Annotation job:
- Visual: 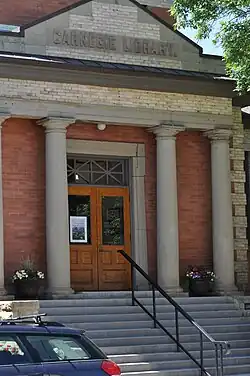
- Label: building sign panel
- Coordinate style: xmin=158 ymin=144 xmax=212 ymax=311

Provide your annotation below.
xmin=52 ymin=28 xmax=178 ymax=58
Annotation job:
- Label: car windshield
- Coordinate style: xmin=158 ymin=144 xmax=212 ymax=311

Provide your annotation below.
xmin=26 ymin=335 xmax=91 ymax=362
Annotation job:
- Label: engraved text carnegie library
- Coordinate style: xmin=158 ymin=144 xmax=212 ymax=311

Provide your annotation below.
xmin=52 ymin=29 xmax=177 ymax=58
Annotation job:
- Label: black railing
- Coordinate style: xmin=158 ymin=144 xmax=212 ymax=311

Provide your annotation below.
xmin=118 ymin=250 xmax=231 ymax=376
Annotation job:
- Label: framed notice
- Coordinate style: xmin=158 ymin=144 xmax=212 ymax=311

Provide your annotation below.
xmin=70 ymin=216 xmax=88 ymax=243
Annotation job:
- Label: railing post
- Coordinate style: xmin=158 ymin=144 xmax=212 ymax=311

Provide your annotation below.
xmin=215 ymin=343 xmax=219 ymax=376
xmin=152 ymin=285 xmax=156 ymax=328
xmin=175 ymin=308 xmax=180 ymax=352
xmin=131 ymin=263 xmax=135 ymax=306
xmin=220 ymin=344 xmax=224 ymax=376
xmin=200 ymin=332 xmax=203 ymax=376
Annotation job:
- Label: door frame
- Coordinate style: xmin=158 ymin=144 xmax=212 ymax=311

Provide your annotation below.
xmin=68 ymin=185 xmax=131 ymax=291
xmin=67 ymin=140 xmax=149 ymax=289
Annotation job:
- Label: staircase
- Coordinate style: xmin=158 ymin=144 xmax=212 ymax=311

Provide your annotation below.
xmin=39 ymin=291 xmax=250 ymax=376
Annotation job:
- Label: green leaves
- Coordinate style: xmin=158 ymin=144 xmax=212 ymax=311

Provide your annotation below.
xmin=171 ymin=0 xmax=250 ymax=93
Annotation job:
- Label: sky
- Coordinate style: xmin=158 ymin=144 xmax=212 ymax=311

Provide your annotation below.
xmin=180 ymin=25 xmax=223 ymax=56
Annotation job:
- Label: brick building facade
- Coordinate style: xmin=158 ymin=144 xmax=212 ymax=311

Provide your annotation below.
xmin=0 ymin=0 xmax=247 ymax=296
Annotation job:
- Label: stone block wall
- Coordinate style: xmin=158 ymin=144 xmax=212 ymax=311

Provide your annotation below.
xmin=0 ymin=78 xmax=232 ymax=115
xmin=44 ymin=1 xmax=182 ymax=69
xmin=231 ymin=107 xmax=248 ymax=290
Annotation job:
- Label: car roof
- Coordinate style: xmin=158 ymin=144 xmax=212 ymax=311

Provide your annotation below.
xmin=0 ymin=324 xmax=82 ymax=336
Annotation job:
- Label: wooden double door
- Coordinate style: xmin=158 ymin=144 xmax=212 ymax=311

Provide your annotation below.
xmin=68 ymin=186 xmax=131 ymax=291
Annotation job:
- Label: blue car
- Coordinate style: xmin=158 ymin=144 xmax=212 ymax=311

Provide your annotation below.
xmin=0 ymin=314 xmax=120 ymax=376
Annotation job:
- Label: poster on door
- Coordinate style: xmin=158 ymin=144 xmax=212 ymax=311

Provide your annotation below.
xmin=70 ymin=216 xmax=88 ymax=243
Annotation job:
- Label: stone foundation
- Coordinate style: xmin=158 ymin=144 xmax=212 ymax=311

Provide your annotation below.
xmin=0 ymin=300 xmax=39 ymax=320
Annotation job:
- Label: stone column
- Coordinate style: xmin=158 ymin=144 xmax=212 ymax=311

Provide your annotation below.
xmin=131 ymin=153 xmax=148 ymax=290
xmin=151 ymin=125 xmax=184 ymax=294
xmin=206 ymin=129 xmax=236 ymax=293
xmin=0 ymin=114 xmax=9 ymax=296
xmin=39 ymin=117 xmax=74 ymax=296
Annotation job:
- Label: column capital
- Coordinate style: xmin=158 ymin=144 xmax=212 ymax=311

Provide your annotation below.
xmin=0 ymin=113 xmax=10 ymax=128
xmin=38 ymin=117 xmax=75 ymax=134
xmin=205 ymin=128 xmax=232 ymax=142
xmin=150 ymin=124 xmax=185 ymax=140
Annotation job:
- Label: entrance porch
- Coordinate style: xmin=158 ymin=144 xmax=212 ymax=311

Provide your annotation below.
xmin=36 ymin=116 xmax=236 ymax=296
xmin=0 ymin=105 xmax=242 ymax=296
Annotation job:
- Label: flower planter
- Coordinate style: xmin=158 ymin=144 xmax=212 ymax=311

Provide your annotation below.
xmin=189 ymin=279 xmax=214 ymax=297
xmin=12 ymin=263 xmax=45 ymax=300
xmin=13 ymin=280 xmax=41 ymax=300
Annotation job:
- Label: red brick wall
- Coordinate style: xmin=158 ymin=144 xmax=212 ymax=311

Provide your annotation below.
xmin=0 ymin=0 xmax=77 ymax=25
xmin=2 ymin=118 xmax=46 ymax=279
xmin=176 ymin=131 xmax=212 ymax=277
xmin=150 ymin=7 xmax=174 ymax=26
xmin=0 ymin=1 xmax=173 ymax=26
xmin=1 ymin=120 xmax=212 ymax=287
xmin=67 ymin=123 xmax=157 ymax=280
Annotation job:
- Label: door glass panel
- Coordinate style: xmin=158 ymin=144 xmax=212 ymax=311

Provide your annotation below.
xmin=102 ymin=196 xmax=124 ymax=245
xmin=68 ymin=195 xmax=91 ymax=244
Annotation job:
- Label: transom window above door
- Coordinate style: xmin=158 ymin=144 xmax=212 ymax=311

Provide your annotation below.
xmin=67 ymin=157 xmax=129 ymax=186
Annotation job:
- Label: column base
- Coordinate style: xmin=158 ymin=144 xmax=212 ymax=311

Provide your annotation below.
xmin=0 ymin=287 xmax=7 ymax=297
xmin=46 ymin=287 xmax=74 ymax=299
xmin=162 ymin=285 xmax=187 ymax=297
xmin=215 ymin=283 xmax=240 ymax=296
xmin=0 ymin=287 xmax=11 ymax=300
xmin=134 ymin=275 xmax=151 ymax=291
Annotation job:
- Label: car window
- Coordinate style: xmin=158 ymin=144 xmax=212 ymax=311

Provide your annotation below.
xmin=0 ymin=335 xmax=30 ymax=364
xmin=25 ymin=335 xmax=91 ymax=362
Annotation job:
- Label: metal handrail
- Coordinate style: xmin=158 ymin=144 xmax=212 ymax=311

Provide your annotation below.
xmin=118 ymin=249 xmax=231 ymax=376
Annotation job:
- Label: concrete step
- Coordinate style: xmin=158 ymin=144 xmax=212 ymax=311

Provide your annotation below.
xmin=121 ymin=363 xmax=250 ymax=376
xmin=89 ymin=322 xmax=250 ymax=338
xmin=44 ymin=309 xmax=242 ymax=323
xmin=86 ymin=323 xmax=250 ymax=339
xmin=102 ymin=339 xmax=250 ymax=355
xmin=41 ymin=305 xmax=144 ymax=315
xmin=94 ymin=331 xmax=250 ymax=347
xmin=48 ymin=291 xmax=163 ymax=300
xmin=49 ymin=291 xmax=230 ymax=300
xmin=41 ymin=302 xmax=235 ymax=315
xmin=39 ymin=296 xmax=231 ymax=308
xmin=119 ymin=356 xmax=250 ymax=373
xmin=64 ymin=316 xmax=248 ymax=330
xmin=110 ymin=348 xmax=250 ymax=364
xmin=38 ymin=292 xmax=250 ymax=376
